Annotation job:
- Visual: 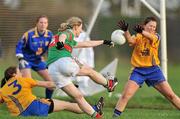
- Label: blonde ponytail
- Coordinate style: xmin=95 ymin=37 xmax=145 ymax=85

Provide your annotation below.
xmin=58 ymin=22 xmax=69 ymax=32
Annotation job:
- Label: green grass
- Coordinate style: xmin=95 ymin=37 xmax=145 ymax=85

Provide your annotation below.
xmin=0 ymin=59 xmax=180 ymax=119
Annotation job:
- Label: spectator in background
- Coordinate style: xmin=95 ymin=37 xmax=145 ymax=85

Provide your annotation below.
xmin=15 ymin=15 xmax=54 ymax=99
xmin=113 ymin=17 xmax=180 ymax=118
xmin=0 ymin=66 xmax=104 ymax=117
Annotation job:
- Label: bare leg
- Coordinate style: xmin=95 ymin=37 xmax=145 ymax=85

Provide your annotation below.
xmin=52 ymin=99 xmax=83 ymax=113
xmin=62 ymin=83 xmax=95 ymax=116
xmin=20 ymin=68 xmax=32 ymax=78
xmin=37 ymin=69 xmax=52 ymax=81
xmin=77 ymin=66 xmax=107 ymax=86
xmin=115 ymin=80 xmax=139 ymax=112
xmin=154 ymin=81 xmax=180 ymax=109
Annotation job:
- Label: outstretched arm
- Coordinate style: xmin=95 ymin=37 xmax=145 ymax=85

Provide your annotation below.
xmin=74 ymin=40 xmax=114 ymax=48
xmin=36 ymin=81 xmax=55 ymax=89
xmin=74 ymin=40 xmax=103 ymax=48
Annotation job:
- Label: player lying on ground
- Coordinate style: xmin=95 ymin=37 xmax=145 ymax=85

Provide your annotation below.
xmin=0 ymin=66 xmax=104 ymax=118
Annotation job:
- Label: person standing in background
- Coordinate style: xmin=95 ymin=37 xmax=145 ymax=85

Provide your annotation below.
xmin=15 ymin=15 xmax=54 ymax=99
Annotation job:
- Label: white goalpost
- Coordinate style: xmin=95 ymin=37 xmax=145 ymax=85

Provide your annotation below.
xmin=140 ymin=0 xmax=168 ymax=79
xmin=68 ymin=0 xmax=167 ymax=97
xmin=87 ymin=0 xmax=168 ymax=80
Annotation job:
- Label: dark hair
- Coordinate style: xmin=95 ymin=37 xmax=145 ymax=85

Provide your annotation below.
xmin=36 ymin=15 xmax=48 ymax=23
xmin=1 ymin=66 xmax=17 ymax=88
xmin=143 ymin=16 xmax=157 ymax=25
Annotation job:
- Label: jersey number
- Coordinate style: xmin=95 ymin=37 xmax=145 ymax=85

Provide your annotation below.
xmin=8 ymin=80 xmax=22 ymax=95
xmin=36 ymin=48 xmax=43 ymax=55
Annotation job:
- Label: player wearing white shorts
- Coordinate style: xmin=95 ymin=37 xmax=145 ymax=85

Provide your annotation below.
xmin=47 ymin=17 xmax=118 ymax=118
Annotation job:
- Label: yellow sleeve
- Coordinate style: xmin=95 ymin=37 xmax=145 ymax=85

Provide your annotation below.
xmin=151 ymin=34 xmax=159 ymax=48
xmin=0 ymin=90 xmax=4 ymax=103
xmin=134 ymin=33 xmax=142 ymax=44
xmin=25 ymin=78 xmax=38 ymax=87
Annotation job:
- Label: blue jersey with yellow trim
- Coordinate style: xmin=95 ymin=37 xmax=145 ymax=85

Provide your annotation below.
xmin=16 ymin=27 xmax=53 ymax=62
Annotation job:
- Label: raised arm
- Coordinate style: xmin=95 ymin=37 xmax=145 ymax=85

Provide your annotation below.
xmin=117 ymin=20 xmax=136 ymax=46
xmin=133 ymin=24 xmax=158 ymax=41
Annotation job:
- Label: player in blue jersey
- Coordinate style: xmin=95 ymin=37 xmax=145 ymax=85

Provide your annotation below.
xmin=15 ymin=15 xmax=54 ymax=99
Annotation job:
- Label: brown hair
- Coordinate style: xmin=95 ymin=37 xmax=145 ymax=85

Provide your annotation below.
xmin=143 ymin=16 xmax=157 ymax=25
xmin=36 ymin=15 xmax=49 ymax=23
xmin=1 ymin=66 xmax=17 ymax=87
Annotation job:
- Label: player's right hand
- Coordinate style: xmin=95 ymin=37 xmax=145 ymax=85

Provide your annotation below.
xmin=117 ymin=20 xmax=129 ymax=31
xmin=103 ymin=40 xmax=114 ymax=48
xmin=18 ymin=58 xmax=29 ymax=69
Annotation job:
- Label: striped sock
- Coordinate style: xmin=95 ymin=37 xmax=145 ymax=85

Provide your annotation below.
xmin=113 ymin=109 xmax=122 ymax=117
xmin=91 ymin=111 xmax=97 ymax=118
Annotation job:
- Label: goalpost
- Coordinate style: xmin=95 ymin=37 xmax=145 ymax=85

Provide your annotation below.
xmin=140 ymin=0 xmax=167 ymax=79
xmin=87 ymin=0 xmax=167 ymax=79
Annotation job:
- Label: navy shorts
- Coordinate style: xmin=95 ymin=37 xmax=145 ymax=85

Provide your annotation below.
xmin=129 ymin=66 xmax=165 ymax=87
xmin=20 ymin=99 xmax=54 ymax=116
xmin=19 ymin=60 xmax=47 ymax=71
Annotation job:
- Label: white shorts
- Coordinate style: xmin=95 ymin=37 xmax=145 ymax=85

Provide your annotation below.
xmin=48 ymin=57 xmax=80 ymax=88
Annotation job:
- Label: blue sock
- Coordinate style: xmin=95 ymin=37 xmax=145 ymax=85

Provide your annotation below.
xmin=113 ymin=109 xmax=122 ymax=117
xmin=45 ymin=88 xmax=53 ymax=99
xmin=92 ymin=105 xmax=98 ymax=112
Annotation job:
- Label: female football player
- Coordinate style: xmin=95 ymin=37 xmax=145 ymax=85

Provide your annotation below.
xmin=0 ymin=66 xmax=104 ymax=118
xmin=113 ymin=16 xmax=180 ymax=117
xmin=47 ymin=16 xmax=118 ymax=117
xmin=15 ymin=15 xmax=53 ymax=99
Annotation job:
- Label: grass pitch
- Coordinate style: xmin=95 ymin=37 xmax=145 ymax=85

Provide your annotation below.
xmin=0 ymin=60 xmax=180 ymax=119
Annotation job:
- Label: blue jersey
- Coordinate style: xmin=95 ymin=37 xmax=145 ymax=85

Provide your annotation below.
xmin=16 ymin=27 xmax=53 ymax=62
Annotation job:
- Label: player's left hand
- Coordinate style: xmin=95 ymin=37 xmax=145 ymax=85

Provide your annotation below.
xmin=133 ymin=24 xmax=144 ymax=33
xmin=103 ymin=40 xmax=114 ymax=48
